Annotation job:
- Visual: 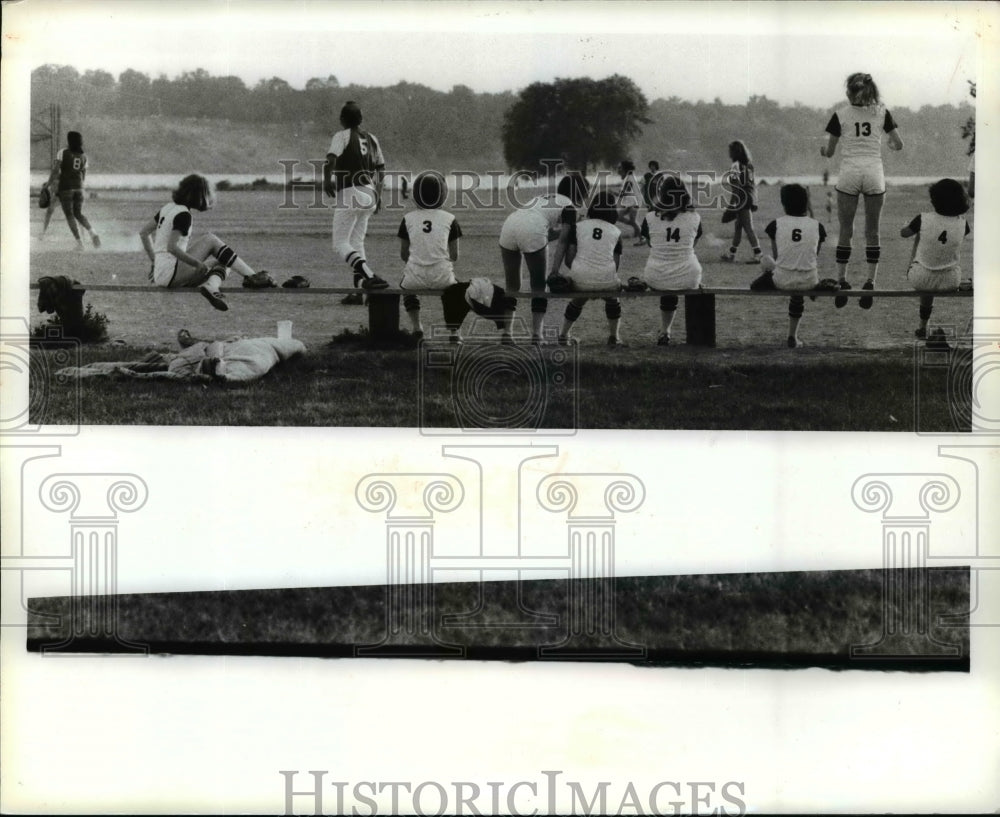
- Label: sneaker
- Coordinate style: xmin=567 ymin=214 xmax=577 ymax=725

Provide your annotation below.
xmin=177 ymin=329 xmax=201 ymax=348
xmin=412 ymin=330 xmax=424 ymax=341
xmin=858 ymin=280 xmax=875 ymax=310
xmin=787 ymin=336 xmax=804 ymax=348
xmin=199 ymin=285 xmax=229 ymax=312
xmin=914 ymin=327 xmax=927 ymax=340
xmin=834 ymin=279 xmax=851 ymax=309
xmin=927 ymin=328 xmax=950 ymax=351
xmin=449 ymin=334 xmax=463 ymax=346
xmin=361 ymin=274 xmax=389 ymax=291
xmin=91 ymin=234 xmax=102 ymax=249
xmin=74 ymin=239 xmax=84 ymax=251
xmin=607 ymin=335 xmax=625 ymax=347
xmin=340 ymin=291 xmax=364 ymax=305
xmin=656 ymin=333 xmax=670 ymax=346
xmin=499 ymin=334 xmax=515 ymax=346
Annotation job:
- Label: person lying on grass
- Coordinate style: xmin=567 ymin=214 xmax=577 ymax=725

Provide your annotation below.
xmin=139 ymin=174 xmax=267 ymax=312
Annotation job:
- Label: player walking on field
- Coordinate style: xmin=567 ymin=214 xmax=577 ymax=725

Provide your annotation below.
xmin=900 ymin=178 xmax=972 ymax=340
xmin=139 ymin=174 xmax=263 ymax=311
xmin=553 ymin=192 xmax=626 ymax=346
xmin=752 ymin=184 xmax=828 ymax=348
xmin=40 ymin=131 xmax=101 ymax=248
xmin=719 ymin=140 xmax=761 ymax=264
xmin=398 ymin=171 xmax=463 ymax=340
xmin=323 ymin=101 xmax=390 ymax=300
xmin=639 ymin=174 xmax=703 ymax=346
xmin=499 ymin=171 xmax=589 ymax=344
xmin=821 ymin=72 xmax=904 ymax=309
xmin=615 ymin=159 xmax=643 ymax=242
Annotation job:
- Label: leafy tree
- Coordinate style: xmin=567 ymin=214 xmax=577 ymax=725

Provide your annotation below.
xmin=502 ymin=75 xmax=650 ymax=174
xmin=961 ymin=80 xmax=976 ymax=155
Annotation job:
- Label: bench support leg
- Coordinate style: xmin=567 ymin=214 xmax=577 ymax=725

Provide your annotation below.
xmin=367 ymin=294 xmax=401 ymax=339
xmin=684 ymin=293 xmax=716 ymax=347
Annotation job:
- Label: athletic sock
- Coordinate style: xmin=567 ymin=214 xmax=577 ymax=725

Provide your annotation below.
xmin=346 ymin=251 xmax=374 ymax=279
xmin=215 ymin=244 xmax=254 ymax=277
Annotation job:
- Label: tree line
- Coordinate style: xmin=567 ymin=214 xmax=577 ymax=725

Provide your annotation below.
xmin=31 ymin=65 xmax=974 ymax=176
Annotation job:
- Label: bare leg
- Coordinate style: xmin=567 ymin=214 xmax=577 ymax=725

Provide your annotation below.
xmin=523 ymin=247 xmax=549 ymax=341
xmin=835 ymin=191 xmax=859 ymax=281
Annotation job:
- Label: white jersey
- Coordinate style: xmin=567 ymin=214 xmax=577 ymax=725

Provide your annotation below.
xmin=826 ymin=104 xmax=897 ymax=166
xmin=568 ymin=218 xmax=621 ymax=284
xmin=765 ymin=215 xmax=826 ymax=272
xmin=152 ymin=202 xmax=193 ymax=256
xmin=908 ymin=212 xmax=970 ymax=271
xmin=399 ymin=209 xmax=461 ymax=267
xmin=643 ymin=211 xmax=701 ymax=269
xmin=527 ymin=193 xmax=577 ymax=232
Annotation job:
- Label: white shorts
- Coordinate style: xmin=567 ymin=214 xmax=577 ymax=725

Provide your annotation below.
xmin=907 ymin=262 xmax=960 ymax=292
xmin=762 ymin=256 xmax=819 ymax=290
xmin=835 ymin=162 xmax=886 ymax=197
xmin=568 ymin=261 xmax=620 ymax=291
xmin=401 ymin=261 xmax=457 ymax=290
xmin=642 ymin=257 xmax=702 ymax=291
xmin=499 ymin=209 xmax=549 ymax=254
xmin=151 ymin=254 xmax=180 ymax=287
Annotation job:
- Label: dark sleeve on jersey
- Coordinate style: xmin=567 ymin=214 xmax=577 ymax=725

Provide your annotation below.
xmin=566 ymin=221 xmax=577 ymax=247
xmin=640 ymin=217 xmax=650 ymax=241
xmin=397 ymin=218 xmax=409 ymax=241
xmin=965 ymin=221 xmax=971 ymax=236
xmin=613 ymin=238 xmax=623 ymax=256
xmin=883 ymin=109 xmax=897 ymax=132
xmin=449 ymin=219 xmax=462 ymax=241
xmin=765 ymin=220 xmax=777 ymax=240
xmin=560 ymin=205 xmax=576 ymax=226
xmin=825 ymin=112 xmax=841 ymax=137
xmin=818 ymin=222 xmax=827 ymax=247
xmin=695 ymin=222 xmax=703 ymax=244
xmin=171 ymin=211 xmax=192 ymax=236
xmin=906 ymin=214 xmax=922 ymax=234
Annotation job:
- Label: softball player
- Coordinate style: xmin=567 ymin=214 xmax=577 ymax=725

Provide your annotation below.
xmin=398 ymin=171 xmax=462 ymax=338
xmin=139 ymin=174 xmax=261 ymax=311
xmin=757 ymin=184 xmax=827 ymax=348
xmin=640 ymin=174 xmax=703 ymax=346
xmin=556 ymin=192 xmax=625 ymax=346
xmin=901 ymin=178 xmax=972 ymax=339
xmin=323 ymin=101 xmax=389 ymax=293
xmin=821 ymin=72 xmax=904 ymax=309
xmin=616 ymin=160 xmax=643 ymax=240
xmin=499 ymin=171 xmax=589 ymax=343
xmin=42 ymin=131 xmax=101 ymax=248
xmin=719 ymin=140 xmax=761 ymax=264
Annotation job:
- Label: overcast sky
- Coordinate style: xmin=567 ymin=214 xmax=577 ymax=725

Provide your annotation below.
xmin=3 ymin=0 xmax=986 ymax=109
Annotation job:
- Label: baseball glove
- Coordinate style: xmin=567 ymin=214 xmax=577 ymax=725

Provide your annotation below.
xmin=282 ymin=275 xmax=311 ymax=288
xmin=546 ymin=273 xmax=575 ymax=294
xmin=38 ymin=184 xmax=51 ymax=209
xmin=242 ymin=270 xmax=277 ymax=289
xmin=624 ymin=276 xmax=648 ymax=292
xmin=814 ymin=278 xmax=841 ymax=292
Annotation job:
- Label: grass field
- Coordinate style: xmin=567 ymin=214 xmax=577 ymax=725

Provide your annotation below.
xmin=27 ymin=183 xmax=975 ymax=429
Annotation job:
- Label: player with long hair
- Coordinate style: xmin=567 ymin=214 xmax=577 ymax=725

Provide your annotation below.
xmin=821 ymin=72 xmax=904 ymax=309
xmin=139 ymin=174 xmax=263 ymax=311
xmin=640 ymin=174 xmax=703 ymax=346
xmin=41 ymin=131 xmax=101 ymax=248
xmin=719 ymin=140 xmax=761 ymax=264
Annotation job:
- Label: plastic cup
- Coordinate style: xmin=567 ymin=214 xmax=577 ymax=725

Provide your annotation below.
xmin=277 ymin=320 xmax=293 ymax=340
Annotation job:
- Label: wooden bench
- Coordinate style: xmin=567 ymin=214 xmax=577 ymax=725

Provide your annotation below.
xmin=28 ymin=283 xmax=973 ymax=347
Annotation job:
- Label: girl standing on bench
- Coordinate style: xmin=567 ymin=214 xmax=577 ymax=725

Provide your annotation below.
xmin=821 ymin=72 xmax=904 ymax=309
xmin=139 ymin=174 xmax=262 ymax=312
